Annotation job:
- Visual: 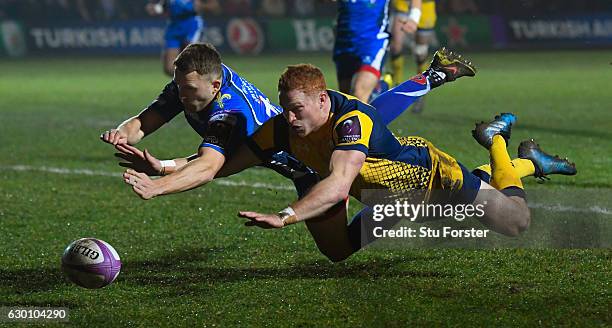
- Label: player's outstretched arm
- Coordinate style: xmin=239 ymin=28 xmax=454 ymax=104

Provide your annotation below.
xmin=239 ymin=149 xmax=365 ymax=229
xmin=114 ymin=143 xmax=194 ymax=176
xmin=123 ymin=147 xmax=225 ymax=200
xmin=100 ymin=108 xmax=167 ymax=146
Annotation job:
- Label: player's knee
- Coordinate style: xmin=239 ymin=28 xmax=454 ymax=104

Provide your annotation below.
xmin=514 ymin=203 xmax=531 ymax=234
xmin=413 ymin=44 xmax=429 ymax=60
xmin=505 ymin=201 xmax=531 ymax=236
xmin=321 ymin=249 xmax=352 ymax=263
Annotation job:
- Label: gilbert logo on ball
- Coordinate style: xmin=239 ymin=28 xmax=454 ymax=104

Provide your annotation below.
xmin=61 ymin=238 xmax=121 ymax=289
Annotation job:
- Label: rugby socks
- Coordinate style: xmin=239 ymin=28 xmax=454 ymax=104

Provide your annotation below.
xmin=417 ymin=61 xmax=429 ymax=76
xmin=489 ymin=135 xmax=525 ymax=198
xmin=473 ymin=158 xmax=536 ymax=183
xmin=369 ymin=74 xmax=430 ymax=125
xmin=390 ymin=54 xmax=404 ymax=87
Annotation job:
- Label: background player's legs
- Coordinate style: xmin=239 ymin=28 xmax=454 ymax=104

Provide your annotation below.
xmin=414 ymin=32 xmax=434 ymax=74
xmin=338 ymin=78 xmax=352 ymax=95
xmin=390 ymin=15 xmax=408 ymax=87
xmin=162 ymin=48 xmax=180 ymax=77
xmin=334 ymin=54 xmax=361 ymax=95
xmin=351 ymin=69 xmax=380 ymax=102
xmin=411 ymin=31 xmax=435 ymax=113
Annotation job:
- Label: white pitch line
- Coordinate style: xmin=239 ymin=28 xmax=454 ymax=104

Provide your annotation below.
xmin=528 ymin=202 xmax=612 ymax=216
xmin=2 ymin=165 xmax=293 ymax=191
xmin=2 ymin=165 xmax=611 ymax=215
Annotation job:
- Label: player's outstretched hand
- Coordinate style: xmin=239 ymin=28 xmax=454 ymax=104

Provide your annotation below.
xmin=123 ymin=169 xmax=159 ymax=200
xmin=238 ymin=211 xmax=284 ymax=229
xmin=100 ymin=129 xmax=128 ymax=145
xmin=115 ymin=144 xmax=162 ymax=176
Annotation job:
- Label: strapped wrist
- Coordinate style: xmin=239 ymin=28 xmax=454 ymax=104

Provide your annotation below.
xmin=408 ymin=8 xmax=422 ymax=24
xmin=159 ymin=159 xmax=176 ymax=176
xmin=277 ymin=206 xmax=298 ymax=227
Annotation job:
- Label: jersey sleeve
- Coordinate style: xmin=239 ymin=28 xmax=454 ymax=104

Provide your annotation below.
xmin=332 ymin=109 xmax=374 ymax=154
xmin=200 ymin=112 xmax=245 ymax=156
xmin=145 ymin=81 xmax=183 ymax=122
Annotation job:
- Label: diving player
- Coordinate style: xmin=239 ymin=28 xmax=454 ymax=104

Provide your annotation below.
xmin=101 ymin=43 xmax=317 ymax=199
xmin=146 ymin=0 xmax=220 ymax=76
xmin=333 ymin=0 xmax=392 ymax=102
xmin=237 ymin=63 xmax=577 ymax=262
xmin=389 ymin=0 xmax=437 ymax=113
xmin=115 ymin=48 xmax=476 ymax=201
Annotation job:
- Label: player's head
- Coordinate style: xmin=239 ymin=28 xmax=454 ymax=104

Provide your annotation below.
xmin=278 ymin=64 xmax=329 ymax=137
xmin=173 ymin=43 xmax=222 ymax=112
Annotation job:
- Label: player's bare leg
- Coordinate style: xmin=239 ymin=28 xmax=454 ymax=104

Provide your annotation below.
xmin=411 ymin=31 xmax=434 ymax=113
xmin=304 ymin=200 xmax=354 ymax=262
xmin=162 ymin=48 xmax=180 ymax=76
xmin=390 ymin=15 xmax=408 ymax=87
xmin=351 ymin=70 xmax=379 ymax=102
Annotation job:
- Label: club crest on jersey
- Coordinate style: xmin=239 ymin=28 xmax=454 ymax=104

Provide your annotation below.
xmin=215 ymin=93 xmax=232 ymax=109
xmin=336 ymin=116 xmax=362 ymax=143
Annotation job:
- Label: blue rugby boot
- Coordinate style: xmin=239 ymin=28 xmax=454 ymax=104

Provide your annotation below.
xmin=425 ymin=47 xmax=477 ymax=89
xmin=472 ymin=113 xmax=517 ymax=149
xmin=518 ymin=139 xmax=577 ymax=181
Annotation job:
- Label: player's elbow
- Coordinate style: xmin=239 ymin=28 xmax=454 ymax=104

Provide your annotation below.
xmin=197 ymin=167 xmax=216 ymax=185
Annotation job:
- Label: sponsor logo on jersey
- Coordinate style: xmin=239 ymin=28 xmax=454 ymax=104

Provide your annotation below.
xmin=336 ymin=116 xmax=362 ymax=143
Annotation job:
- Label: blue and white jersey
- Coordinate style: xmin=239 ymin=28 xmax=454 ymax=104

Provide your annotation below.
xmin=146 ymin=64 xmax=283 ymax=156
xmin=334 ymin=0 xmax=391 ymax=56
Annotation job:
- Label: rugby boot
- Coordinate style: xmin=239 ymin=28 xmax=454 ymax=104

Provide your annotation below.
xmin=425 ymin=47 xmax=477 ymax=89
xmin=472 ymin=113 xmax=517 ymax=149
xmin=518 ymin=139 xmax=577 ymax=181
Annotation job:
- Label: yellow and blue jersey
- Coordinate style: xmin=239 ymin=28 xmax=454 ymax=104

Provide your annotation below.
xmin=248 ymin=90 xmax=481 ymax=204
xmin=391 ymin=0 xmax=437 ymax=30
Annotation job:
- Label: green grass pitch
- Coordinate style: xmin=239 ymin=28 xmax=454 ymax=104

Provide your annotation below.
xmin=0 ymin=50 xmax=610 ymax=326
